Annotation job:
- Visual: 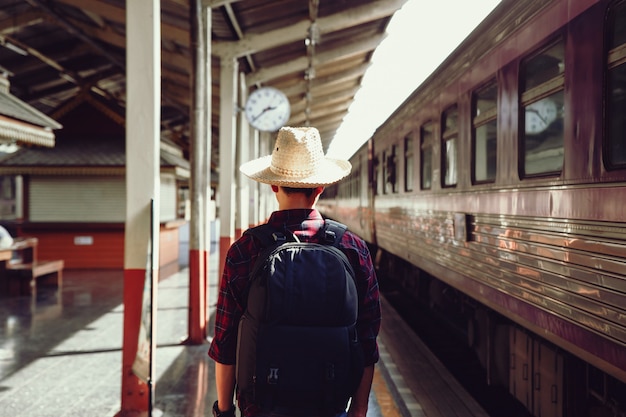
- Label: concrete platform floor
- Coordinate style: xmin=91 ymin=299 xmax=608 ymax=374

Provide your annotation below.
xmin=0 ymin=259 xmax=403 ymax=417
xmin=0 ymin=267 xmax=219 ymax=417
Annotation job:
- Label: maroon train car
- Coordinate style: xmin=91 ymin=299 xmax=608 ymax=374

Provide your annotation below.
xmin=320 ymin=1 xmax=626 ymax=416
xmin=320 ymin=140 xmax=376 ymax=245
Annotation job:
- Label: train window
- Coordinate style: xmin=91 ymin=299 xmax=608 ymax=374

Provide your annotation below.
xmin=607 ymin=1 xmax=626 ymax=168
xmin=381 ymin=147 xmax=398 ymax=194
xmin=325 ymin=183 xmax=337 ymax=199
xmin=520 ymin=39 xmax=565 ymax=176
xmin=372 ymin=155 xmax=382 ymax=195
xmin=386 ymin=145 xmax=398 ymax=193
xmin=442 ymin=105 xmax=458 ymax=187
xmin=404 ymin=134 xmax=414 ymax=191
xmin=420 ymin=122 xmax=434 ymax=190
xmin=378 ymin=152 xmax=387 ymax=194
xmin=353 ymin=155 xmax=361 ymax=198
xmin=472 ymin=81 xmax=497 ymax=183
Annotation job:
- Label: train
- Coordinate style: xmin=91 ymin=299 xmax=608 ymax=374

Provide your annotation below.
xmin=318 ymin=0 xmax=626 ymax=416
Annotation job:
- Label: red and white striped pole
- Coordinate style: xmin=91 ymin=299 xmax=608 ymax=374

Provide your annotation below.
xmin=118 ymin=0 xmax=160 ymax=415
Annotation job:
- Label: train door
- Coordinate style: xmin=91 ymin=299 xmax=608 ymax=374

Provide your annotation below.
xmin=510 ymin=328 xmax=533 ymax=410
xmin=533 ymin=342 xmax=564 ymax=417
xmin=509 ymin=327 xmax=564 ymax=417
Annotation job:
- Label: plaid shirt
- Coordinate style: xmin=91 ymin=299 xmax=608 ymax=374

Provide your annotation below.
xmin=208 ymin=208 xmax=381 ymax=416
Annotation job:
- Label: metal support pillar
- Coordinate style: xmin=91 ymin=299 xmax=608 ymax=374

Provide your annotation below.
xmin=249 ymin=129 xmax=260 ymax=227
xmin=119 ymin=0 xmax=160 ymax=415
xmin=258 ymin=131 xmax=276 ymax=221
xmin=218 ymin=57 xmax=238 ymax=276
xmin=235 ymin=72 xmax=249 ymax=238
xmin=186 ymin=0 xmax=211 ymax=345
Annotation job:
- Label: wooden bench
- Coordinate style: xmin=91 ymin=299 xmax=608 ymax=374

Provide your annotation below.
xmin=6 ymin=259 xmax=64 ymax=297
xmin=0 ymin=237 xmax=64 ymax=297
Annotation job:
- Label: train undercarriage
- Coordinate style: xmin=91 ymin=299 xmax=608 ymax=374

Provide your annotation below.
xmin=375 ymin=248 xmax=626 ymax=417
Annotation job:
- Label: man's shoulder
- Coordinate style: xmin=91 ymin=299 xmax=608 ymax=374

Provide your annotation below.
xmin=226 ymin=232 xmax=262 ymax=262
xmin=341 ymin=227 xmax=366 ymax=244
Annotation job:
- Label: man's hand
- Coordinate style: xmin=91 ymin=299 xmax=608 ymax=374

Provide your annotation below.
xmin=212 ymin=400 xmax=236 ymax=417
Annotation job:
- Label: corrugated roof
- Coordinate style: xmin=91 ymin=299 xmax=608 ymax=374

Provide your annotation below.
xmin=0 ymin=133 xmax=190 ymax=175
xmin=0 ymin=75 xmax=61 ymax=147
xmin=0 ymin=76 xmax=62 ymax=129
xmin=0 ymin=0 xmax=406 ymax=167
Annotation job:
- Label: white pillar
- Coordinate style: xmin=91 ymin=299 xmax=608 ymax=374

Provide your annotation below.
xmin=187 ymin=0 xmax=211 ymax=344
xmin=258 ymin=131 xmax=276 ymax=221
xmin=236 ymin=72 xmax=249 ymax=236
xmin=249 ymin=129 xmax=260 ymax=227
xmin=121 ymin=0 xmax=160 ymax=414
xmin=218 ymin=57 xmax=239 ymax=273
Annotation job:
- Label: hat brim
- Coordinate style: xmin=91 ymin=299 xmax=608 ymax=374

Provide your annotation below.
xmin=240 ymin=155 xmax=352 ymax=187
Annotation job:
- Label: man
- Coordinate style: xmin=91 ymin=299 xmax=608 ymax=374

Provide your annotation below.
xmin=208 ymin=126 xmax=381 ymax=417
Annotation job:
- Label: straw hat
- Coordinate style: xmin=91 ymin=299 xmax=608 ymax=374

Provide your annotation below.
xmin=240 ymin=126 xmax=351 ymax=187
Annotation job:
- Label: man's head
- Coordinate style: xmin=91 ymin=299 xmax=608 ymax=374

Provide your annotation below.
xmin=239 ymin=126 xmax=351 ymax=188
xmin=270 ymin=185 xmax=323 ymax=210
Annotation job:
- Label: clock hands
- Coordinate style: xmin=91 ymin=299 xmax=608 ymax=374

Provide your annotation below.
xmin=251 ymin=105 xmax=277 ymax=122
xmin=526 ymin=107 xmax=547 ymax=124
xmin=251 ymin=97 xmax=288 ymax=123
xmin=245 ymin=87 xmax=291 ymax=131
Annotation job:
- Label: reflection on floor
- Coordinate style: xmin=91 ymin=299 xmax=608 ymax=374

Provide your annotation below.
xmin=0 ymin=268 xmax=218 ymax=417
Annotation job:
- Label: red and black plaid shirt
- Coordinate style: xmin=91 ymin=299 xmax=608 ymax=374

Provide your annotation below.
xmin=208 ymin=208 xmax=381 ymax=416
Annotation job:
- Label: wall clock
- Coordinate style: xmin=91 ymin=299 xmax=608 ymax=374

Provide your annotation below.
xmin=525 ymin=98 xmax=558 ymax=135
xmin=244 ymin=86 xmax=291 ymax=132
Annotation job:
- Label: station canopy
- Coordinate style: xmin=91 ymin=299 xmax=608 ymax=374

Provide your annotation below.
xmin=0 ymin=0 xmax=407 ymax=167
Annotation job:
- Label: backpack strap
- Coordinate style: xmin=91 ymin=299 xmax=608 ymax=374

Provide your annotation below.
xmin=243 ymin=224 xmax=287 ymax=248
xmin=320 ymin=219 xmax=348 ymax=247
xmin=243 ymin=221 xmax=350 ymax=287
xmin=245 ymin=220 xmax=347 ymax=248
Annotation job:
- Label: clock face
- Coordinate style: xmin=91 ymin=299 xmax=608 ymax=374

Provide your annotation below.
xmin=245 ymin=87 xmax=291 ymax=132
xmin=525 ymin=98 xmax=558 ymax=135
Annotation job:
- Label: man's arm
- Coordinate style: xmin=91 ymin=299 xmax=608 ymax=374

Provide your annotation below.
xmin=348 ymin=364 xmax=374 ymax=417
xmin=215 ymin=362 xmax=236 ymax=412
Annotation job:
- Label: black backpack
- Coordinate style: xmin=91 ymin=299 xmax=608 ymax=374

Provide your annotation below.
xmin=236 ymin=219 xmax=364 ymax=415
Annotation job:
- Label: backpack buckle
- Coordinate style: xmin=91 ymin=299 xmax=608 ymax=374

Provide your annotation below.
xmin=267 ymin=367 xmax=280 ymax=384
xmin=271 ymin=232 xmax=286 ymax=243
xmin=324 ymin=229 xmax=336 ymax=244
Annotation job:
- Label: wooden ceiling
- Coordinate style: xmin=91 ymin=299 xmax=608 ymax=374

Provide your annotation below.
xmin=0 ymin=0 xmax=406 ymax=167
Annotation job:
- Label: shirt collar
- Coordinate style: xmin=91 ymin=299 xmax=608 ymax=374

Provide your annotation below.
xmin=267 ymin=208 xmax=323 ymax=227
